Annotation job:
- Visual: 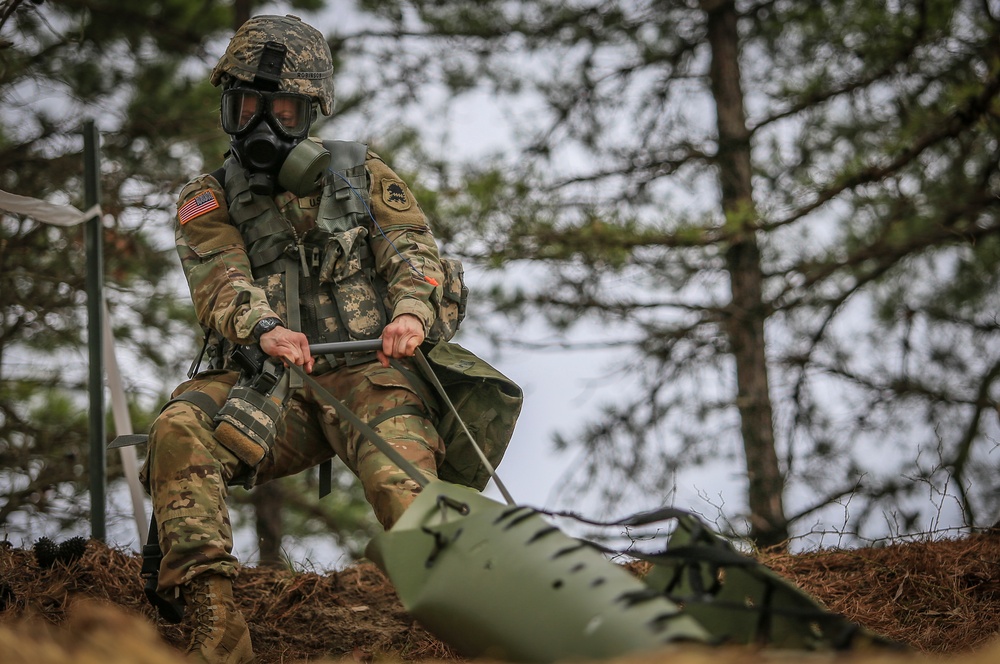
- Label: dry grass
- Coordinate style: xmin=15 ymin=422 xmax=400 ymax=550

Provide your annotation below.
xmin=759 ymin=534 xmax=1000 ymax=654
xmin=0 ymin=531 xmax=997 ymax=664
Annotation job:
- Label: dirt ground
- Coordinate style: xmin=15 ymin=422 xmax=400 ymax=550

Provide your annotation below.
xmin=0 ymin=530 xmax=997 ymax=664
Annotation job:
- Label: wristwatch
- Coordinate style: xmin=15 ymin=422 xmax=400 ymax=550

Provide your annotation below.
xmin=252 ymin=317 xmax=284 ymax=342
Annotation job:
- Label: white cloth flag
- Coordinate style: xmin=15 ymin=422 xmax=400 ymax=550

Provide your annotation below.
xmin=1 ymin=187 xmax=148 ymax=543
xmin=0 ymin=189 xmax=101 ymax=226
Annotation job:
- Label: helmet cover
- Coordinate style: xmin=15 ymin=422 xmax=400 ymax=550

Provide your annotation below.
xmin=211 ymin=14 xmax=335 ymax=115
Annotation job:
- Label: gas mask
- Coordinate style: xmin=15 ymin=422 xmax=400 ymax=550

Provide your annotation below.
xmin=221 ymin=86 xmax=331 ymax=196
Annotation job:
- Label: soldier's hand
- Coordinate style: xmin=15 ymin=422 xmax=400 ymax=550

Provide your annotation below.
xmin=260 ymin=326 xmax=315 ymax=373
xmin=378 ymin=314 xmax=425 ymax=367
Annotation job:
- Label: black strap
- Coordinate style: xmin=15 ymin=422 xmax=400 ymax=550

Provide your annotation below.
xmin=108 ymin=391 xmax=222 ymax=450
xmin=211 ymin=165 xmax=226 ymax=188
xmin=137 ymin=390 xmax=224 ymax=622
xmin=187 ymin=327 xmax=213 ymax=379
xmin=141 ymin=513 xmax=186 ymax=623
xmin=367 ymin=404 xmax=427 ymax=429
xmin=164 ymin=390 xmax=222 ymax=419
xmin=319 ymin=458 xmax=333 ymax=498
xmin=538 ymin=505 xmax=754 ymax=565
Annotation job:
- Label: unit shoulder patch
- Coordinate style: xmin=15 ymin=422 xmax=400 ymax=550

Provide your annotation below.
xmin=178 ymin=190 xmax=220 ymax=225
xmin=381 ymin=178 xmax=412 ymax=211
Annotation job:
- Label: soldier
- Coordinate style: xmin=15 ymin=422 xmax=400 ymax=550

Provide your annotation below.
xmin=144 ymin=14 xmax=449 ymax=664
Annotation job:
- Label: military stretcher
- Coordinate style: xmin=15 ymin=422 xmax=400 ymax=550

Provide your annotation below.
xmin=117 ymin=338 xmax=900 ymax=662
xmin=296 ymin=340 xmax=901 ymax=661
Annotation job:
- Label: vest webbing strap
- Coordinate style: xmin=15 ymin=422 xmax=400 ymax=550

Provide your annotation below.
xmin=241 ymin=214 xmax=286 ymax=246
xmin=285 ymin=259 xmax=303 ymax=389
xmin=328 ymin=140 xmax=368 ymax=172
xmin=249 ymin=242 xmax=288 ymax=269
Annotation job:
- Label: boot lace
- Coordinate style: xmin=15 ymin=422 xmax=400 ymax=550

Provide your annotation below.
xmin=187 ymin=583 xmax=223 ymax=649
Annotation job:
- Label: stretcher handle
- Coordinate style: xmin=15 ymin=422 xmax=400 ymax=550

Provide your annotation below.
xmin=309 ymin=339 xmax=385 ymax=355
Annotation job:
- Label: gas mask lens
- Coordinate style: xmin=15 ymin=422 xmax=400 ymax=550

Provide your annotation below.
xmin=221 ymin=88 xmax=312 ymax=138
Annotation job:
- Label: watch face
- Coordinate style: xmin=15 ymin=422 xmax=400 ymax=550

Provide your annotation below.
xmin=255 ymin=318 xmax=279 ymax=339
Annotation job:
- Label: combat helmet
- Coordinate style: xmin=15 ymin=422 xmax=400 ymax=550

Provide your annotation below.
xmin=211 ymin=14 xmax=335 ymax=116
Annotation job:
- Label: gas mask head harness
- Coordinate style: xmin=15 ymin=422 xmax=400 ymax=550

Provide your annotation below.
xmin=220 ymin=40 xmax=331 ymax=196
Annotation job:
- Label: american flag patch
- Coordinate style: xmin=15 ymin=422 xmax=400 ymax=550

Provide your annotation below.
xmin=177 ymin=190 xmax=219 ymax=224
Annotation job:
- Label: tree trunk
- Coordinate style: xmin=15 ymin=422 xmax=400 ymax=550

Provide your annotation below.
xmin=233 ymin=0 xmax=252 ymax=29
xmin=702 ymin=0 xmax=788 ymax=548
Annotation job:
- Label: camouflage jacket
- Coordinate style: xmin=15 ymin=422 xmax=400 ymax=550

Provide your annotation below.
xmin=174 ymin=146 xmax=444 ymax=354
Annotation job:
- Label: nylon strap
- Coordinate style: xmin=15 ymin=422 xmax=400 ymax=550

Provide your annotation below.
xmin=141 ymin=512 xmax=185 ymax=624
xmin=248 ymin=242 xmax=288 ymax=269
xmin=544 ymin=504 xmax=711 ymax=528
xmin=319 ymin=459 xmax=333 ymax=498
xmin=242 ymin=215 xmax=287 ymax=246
xmin=167 ymin=390 xmax=222 ymax=419
xmin=535 ymin=505 xmax=762 ymax=569
xmin=109 ymin=390 xmax=222 ymax=449
xmin=386 ymin=359 xmax=436 ymax=409
xmin=287 ymin=364 xmax=428 ymax=489
xmin=412 ymin=349 xmax=516 ymax=505
xmin=107 ymin=433 xmax=149 ymax=449
xmin=187 ymin=327 xmax=213 ymax=379
xmin=367 ymin=404 xmax=427 ymax=429
xmin=317 ymin=404 xmax=426 ymax=498
xmin=284 ymin=258 xmax=303 ymax=389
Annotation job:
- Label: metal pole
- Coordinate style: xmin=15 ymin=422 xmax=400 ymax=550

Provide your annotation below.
xmin=309 ymin=339 xmax=384 ymax=355
xmin=84 ymin=120 xmax=105 ymax=542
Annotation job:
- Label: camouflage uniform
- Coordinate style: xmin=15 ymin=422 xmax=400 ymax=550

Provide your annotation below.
xmin=144 ymin=151 xmax=447 ymax=594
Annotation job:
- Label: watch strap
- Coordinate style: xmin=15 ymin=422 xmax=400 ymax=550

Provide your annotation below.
xmin=252 ymin=317 xmax=284 ymax=342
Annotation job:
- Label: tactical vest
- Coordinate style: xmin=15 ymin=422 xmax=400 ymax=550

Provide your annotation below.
xmin=217 ymin=140 xmax=388 ymax=369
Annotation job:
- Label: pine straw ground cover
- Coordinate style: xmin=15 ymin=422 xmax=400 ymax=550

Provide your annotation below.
xmin=0 ymin=531 xmax=997 ymax=664
xmin=759 ymin=533 xmax=1000 ymax=653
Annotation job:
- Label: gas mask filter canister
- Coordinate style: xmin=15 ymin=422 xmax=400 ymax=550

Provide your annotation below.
xmin=278 ymin=139 xmax=331 ymax=196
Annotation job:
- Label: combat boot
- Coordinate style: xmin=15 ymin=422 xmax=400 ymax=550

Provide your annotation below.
xmin=182 ymin=575 xmax=255 ymax=664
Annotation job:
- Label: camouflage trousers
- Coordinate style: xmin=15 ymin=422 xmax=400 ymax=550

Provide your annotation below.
xmin=142 ymin=359 xmax=445 ymax=594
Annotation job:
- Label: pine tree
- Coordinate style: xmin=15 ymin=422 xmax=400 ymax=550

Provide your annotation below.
xmin=340 ymin=0 xmax=1000 ymax=546
xmin=0 ymin=0 xmax=376 ymax=558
